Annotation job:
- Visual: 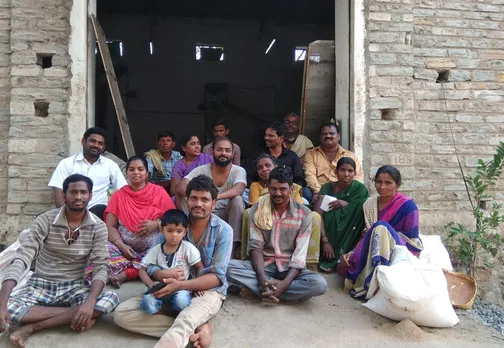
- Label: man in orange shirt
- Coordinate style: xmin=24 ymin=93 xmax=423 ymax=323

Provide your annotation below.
xmin=303 ymin=123 xmax=363 ymax=204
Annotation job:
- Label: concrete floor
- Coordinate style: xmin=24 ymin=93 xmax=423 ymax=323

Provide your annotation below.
xmin=1 ymin=275 xmax=503 ymax=348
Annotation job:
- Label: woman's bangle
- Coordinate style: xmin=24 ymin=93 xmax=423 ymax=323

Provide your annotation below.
xmin=157 ymin=219 xmax=162 ymax=231
xmin=111 ymin=237 xmax=122 ymax=246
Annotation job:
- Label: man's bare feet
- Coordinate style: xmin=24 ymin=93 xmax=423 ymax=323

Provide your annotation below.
xmin=9 ymin=324 xmax=34 ymax=348
xmin=190 ymin=322 xmax=213 ymax=348
xmin=110 ymin=272 xmax=127 ymax=288
xmin=239 ymin=287 xmax=257 ymax=300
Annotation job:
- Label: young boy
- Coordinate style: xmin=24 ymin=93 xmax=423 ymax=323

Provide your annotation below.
xmin=139 ymin=209 xmax=203 ymax=315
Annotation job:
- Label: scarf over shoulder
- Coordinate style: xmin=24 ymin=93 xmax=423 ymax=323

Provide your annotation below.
xmin=145 ymin=149 xmax=166 ymax=177
xmin=254 ymin=184 xmax=303 ymax=230
xmin=105 ymin=182 xmax=175 ymax=233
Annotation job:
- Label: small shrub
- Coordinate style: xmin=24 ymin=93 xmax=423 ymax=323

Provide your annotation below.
xmin=446 ymin=141 xmax=504 ymax=277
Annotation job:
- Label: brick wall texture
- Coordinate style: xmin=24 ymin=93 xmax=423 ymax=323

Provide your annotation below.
xmin=366 ymin=0 xmax=504 ymax=233
xmin=0 ymin=0 xmax=71 ymax=243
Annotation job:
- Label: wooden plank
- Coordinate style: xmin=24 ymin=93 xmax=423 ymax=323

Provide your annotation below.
xmin=299 ymin=45 xmax=311 ymax=135
xmin=335 ymin=0 xmax=350 ymax=149
xmin=91 ymin=14 xmax=135 ymax=158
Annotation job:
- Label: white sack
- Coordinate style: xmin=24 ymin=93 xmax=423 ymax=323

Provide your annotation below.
xmin=0 ymin=234 xmax=33 ymax=292
xmin=364 ymin=246 xmax=459 ymax=328
xmin=419 ymin=234 xmax=453 ymax=271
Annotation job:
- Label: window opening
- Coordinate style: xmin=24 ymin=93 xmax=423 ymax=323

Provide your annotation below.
xmin=195 ymin=45 xmax=224 ymax=61
xmin=36 ymin=53 xmax=53 ymax=68
xmin=95 ymin=40 xmax=124 ymax=57
xmin=294 ymin=46 xmax=307 ymax=61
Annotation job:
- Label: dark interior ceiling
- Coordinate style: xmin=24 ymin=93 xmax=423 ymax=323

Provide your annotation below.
xmin=98 ymin=0 xmax=335 ymax=25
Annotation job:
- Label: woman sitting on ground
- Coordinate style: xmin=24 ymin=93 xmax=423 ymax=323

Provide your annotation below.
xmin=339 ymin=165 xmax=423 ymax=299
xmin=171 ymin=133 xmax=213 ymax=210
xmin=248 ymin=153 xmax=303 ymax=206
xmin=315 ymin=157 xmax=369 ymax=273
xmin=86 ymin=155 xmax=175 ymax=287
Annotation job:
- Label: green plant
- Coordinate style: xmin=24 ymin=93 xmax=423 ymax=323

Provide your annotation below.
xmin=446 ymin=141 xmax=504 ymax=277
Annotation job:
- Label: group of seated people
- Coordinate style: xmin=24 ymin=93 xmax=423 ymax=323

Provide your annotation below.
xmin=0 ymin=119 xmax=423 ymax=348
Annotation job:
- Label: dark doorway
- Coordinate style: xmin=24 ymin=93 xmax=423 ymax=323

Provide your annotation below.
xmin=96 ymin=0 xmax=335 ymax=161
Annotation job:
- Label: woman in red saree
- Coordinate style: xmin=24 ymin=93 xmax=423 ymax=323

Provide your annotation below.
xmin=86 ymin=156 xmax=175 ymax=287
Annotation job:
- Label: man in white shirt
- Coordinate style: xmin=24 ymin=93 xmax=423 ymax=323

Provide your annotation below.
xmin=176 ymin=137 xmax=246 ymax=257
xmin=48 ymin=127 xmax=127 ymax=220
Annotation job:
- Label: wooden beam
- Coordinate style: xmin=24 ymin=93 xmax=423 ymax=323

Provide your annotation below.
xmin=91 ymin=14 xmax=135 ymax=158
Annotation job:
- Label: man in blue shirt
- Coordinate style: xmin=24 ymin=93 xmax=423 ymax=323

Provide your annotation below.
xmin=115 ymin=175 xmax=232 ymax=348
xmin=145 ymin=131 xmax=182 ymax=194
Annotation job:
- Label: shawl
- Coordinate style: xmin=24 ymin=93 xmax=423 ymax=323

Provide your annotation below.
xmin=290 ymin=134 xmax=313 ymax=159
xmin=105 ymin=182 xmax=175 ymax=233
xmin=145 ymin=149 xmax=166 ymax=177
xmin=253 ymin=184 xmax=303 ymax=230
xmin=259 ymin=183 xmax=303 ymax=204
xmin=254 ymin=195 xmax=273 ymax=231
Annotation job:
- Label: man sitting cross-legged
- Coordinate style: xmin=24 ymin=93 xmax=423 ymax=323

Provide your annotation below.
xmin=227 ymin=167 xmax=327 ymax=303
xmin=0 ymin=174 xmax=119 ymax=348
xmin=115 ymin=174 xmax=233 ymax=348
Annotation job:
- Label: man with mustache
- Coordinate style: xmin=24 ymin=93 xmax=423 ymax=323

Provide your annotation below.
xmin=263 ymin=121 xmax=305 ymax=187
xmin=115 ymin=175 xmax=233 ymax=348
xmin=48 ymin=127 xmax=127 ymax=220
xmin=226 ymin=166 xmax=327 ymax=303
xmin=283 ymin=112 xmax=313 ymax=159
xmin=0 ymin=174 xmax=119 ymax=348
xmin=202 ymin=118 xmax=241 ymax=165
xmin=176 ymin=137 xmax=246 ymax=257
xmin=303 ymin=123 xmax=363 ymax=204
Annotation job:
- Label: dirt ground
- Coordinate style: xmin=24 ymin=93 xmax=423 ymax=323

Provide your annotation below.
xmin=1 ymin=275 xmax=503 ymax=348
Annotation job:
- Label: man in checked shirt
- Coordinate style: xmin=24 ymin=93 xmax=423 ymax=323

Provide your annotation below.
xmin=227 ymin=166 xmax=327 ymax=303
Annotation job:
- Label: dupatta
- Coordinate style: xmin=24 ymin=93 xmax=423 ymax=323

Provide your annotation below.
xmin=105 ymin=182 xmax=175 ymax=232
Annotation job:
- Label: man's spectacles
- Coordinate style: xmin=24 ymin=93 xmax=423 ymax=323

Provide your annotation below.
xmin=285 ymin=121 xmax=299 ymax=126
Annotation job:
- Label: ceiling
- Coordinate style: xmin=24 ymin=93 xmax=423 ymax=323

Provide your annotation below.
xmin=98 ymin=0 xmax=335 ymax=25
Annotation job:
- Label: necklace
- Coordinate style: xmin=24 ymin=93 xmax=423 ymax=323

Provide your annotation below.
xmin=284 ymin=136 xmax=296 ymax=144
xmin=65 ymin=220 xmax=84 ymax=246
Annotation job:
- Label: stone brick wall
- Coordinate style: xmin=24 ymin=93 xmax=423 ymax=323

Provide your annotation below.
xmin=0 ymin=0 xmax=72 ymax=243
xmin=366 ymin=0 xmax=504 ymax=304
xmin=366 ymin=0 xmax=504 ymax=233
xmin=0 ymin=0 xmax=10 ymax=220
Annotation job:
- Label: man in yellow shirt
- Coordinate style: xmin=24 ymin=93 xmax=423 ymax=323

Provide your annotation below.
xmin=303 ymin=123 xmax=363 ymax=203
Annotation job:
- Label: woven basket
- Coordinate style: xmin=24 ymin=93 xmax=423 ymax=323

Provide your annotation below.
xmin=443 ymin=270 xmax=477 ymax=310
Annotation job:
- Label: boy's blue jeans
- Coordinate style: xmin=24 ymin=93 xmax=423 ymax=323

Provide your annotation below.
xmin=143 ymin=264 xmax=191 ymax=314
xmin=141 ymin=289 xmax=192 ymax=314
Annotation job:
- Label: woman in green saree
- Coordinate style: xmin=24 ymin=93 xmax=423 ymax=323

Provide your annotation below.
xmin=315 ymin=157 xmax=369 ymax=272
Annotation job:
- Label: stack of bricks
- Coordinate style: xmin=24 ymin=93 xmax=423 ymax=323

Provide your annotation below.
xmin=366 ymin=0 xmax=504 ymax=232
xmin=2 ymin=0 xmax=72 ymax=242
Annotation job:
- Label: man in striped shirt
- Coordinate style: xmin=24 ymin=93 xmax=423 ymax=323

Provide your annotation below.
xmin=0 ymin=174 xmax=119 ymax=348
xmin=227 ymin=167 xmax=327 ymax=303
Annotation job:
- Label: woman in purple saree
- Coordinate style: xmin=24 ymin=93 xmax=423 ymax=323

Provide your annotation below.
xmin=338 ymin=165 xmax=423 ymax=299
